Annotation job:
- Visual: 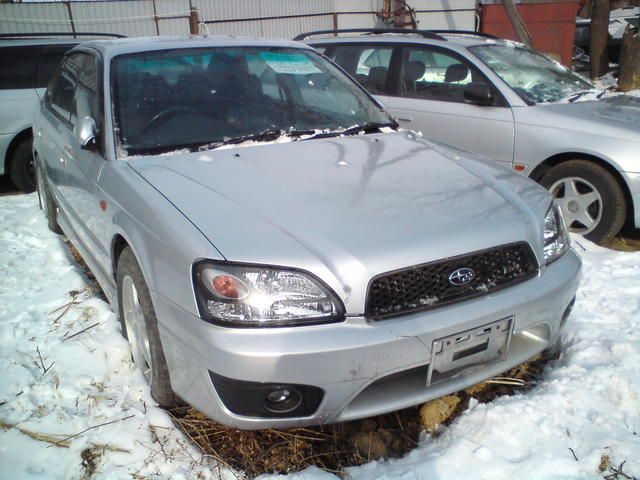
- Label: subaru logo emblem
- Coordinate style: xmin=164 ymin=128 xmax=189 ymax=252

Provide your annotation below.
xmin=449 ymin=268 xmax=475 ymax=286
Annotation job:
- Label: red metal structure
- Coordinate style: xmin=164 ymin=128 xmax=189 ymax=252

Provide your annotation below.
xmin=481 ymin=1 xmax=581 ymax=66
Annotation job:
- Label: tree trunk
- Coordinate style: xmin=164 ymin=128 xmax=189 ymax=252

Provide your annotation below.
xmin=499 ymin=0 xmax=533 ymax=47
xmin=618 ymin=26 xmax=640 ymax=91
xmin=590 ymin=0 xmax=610 ymax=79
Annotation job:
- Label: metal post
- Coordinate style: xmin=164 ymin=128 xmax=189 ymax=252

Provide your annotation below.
xmin=66 ymin=1 xmax=77 ymax=39
xmin=152 ymin=0 xmax=160 ymax=36
xmin=189 ymin=7 xmax=200 ymax=35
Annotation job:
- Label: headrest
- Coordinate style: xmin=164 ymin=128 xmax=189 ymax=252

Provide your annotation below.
xmin=445 ymin=63 xmax=469 ymax=83
xmin=404 ymin=60 xmax=426 ymax=82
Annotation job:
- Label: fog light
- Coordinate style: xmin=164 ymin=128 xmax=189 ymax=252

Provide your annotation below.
xmin=265 ymin=387 xmax=302 ymax=413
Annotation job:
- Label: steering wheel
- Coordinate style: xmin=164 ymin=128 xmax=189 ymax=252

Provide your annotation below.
xmin=143 ymin=106 xmax=206 ymax=133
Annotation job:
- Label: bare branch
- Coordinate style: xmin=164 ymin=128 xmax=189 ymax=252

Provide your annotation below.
xmin=62 ymin=322 xmax=101 ymax=342
xmin=48 ymin=414 xmax=136 ymax=448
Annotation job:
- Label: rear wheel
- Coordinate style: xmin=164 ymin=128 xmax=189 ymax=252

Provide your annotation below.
xmin=35 ymin=160 xmax=62 ymax=234
xmin=116 ymin=247 xmax=181 ymax=407
xmin=540 ymin=160 xmax=626 ymax=245
xmin=9 ymin=137 xmax=36 ymax=193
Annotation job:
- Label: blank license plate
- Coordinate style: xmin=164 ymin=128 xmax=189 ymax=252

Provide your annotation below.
xmin=427 ymin=317 xmax=513 ymax=386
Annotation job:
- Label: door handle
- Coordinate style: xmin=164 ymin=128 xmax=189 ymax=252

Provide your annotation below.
xmin=396 ymin=116 xmax=413 ymax=122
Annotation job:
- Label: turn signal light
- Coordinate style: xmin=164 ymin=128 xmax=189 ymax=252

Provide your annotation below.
xmin=211 ymin=274 xmax=248 ymax=300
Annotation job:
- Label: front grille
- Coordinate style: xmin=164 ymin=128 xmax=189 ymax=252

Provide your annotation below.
xmin=366 ymin=242 xmax=538 ymax=319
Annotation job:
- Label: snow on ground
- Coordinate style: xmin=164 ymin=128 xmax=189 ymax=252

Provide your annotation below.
xmin=0 ymin=194 xmax=229 ymax=479
xmin=1 ymin=193 xmax=640 ymax=480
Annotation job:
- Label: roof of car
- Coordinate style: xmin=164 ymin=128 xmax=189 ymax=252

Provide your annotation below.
xmin=306 ymin=33 xmax=510 ymax=49
xmin=0 ymin=38 xmax=81 ymax=47
xmin=78 ymin=35 xmax=313 ymax=58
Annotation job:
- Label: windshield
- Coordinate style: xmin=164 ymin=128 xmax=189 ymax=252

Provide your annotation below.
xmin=111 ymin=47 xmax=393 ymax=156
xmin=470 ymin=44 xmax=593 ymax=104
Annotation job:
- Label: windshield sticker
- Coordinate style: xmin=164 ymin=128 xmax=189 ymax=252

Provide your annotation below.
xmin=260 ymin=52 xmax=321 ymax=75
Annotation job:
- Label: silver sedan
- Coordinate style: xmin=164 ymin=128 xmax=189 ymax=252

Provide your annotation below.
xmin=33 ymin=36 xmax=580 ymax=429
xmin=307 ymin=31 xmax=640 ymax=245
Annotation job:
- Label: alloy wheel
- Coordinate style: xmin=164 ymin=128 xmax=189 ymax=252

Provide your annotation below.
xmin=122 ymin=275 xmax=152 ymax=382
xmin=549 ymin=176 xmax=602 ymax=235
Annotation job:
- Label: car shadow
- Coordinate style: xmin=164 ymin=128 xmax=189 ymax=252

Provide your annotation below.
xmin=0 ymin=175 xmax=18 ymax=196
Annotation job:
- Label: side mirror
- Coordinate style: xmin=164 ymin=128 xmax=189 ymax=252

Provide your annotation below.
xmin=74 ymin=116 xmax=97 ymax=150
xmin=464 ymin=82 xmax=494 ymax=106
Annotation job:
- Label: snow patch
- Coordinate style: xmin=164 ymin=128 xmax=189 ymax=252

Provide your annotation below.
xmin=0 ymin=194 xmax=227 ymax=479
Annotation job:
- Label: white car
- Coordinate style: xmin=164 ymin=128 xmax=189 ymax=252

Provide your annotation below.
xmin=304 ymin=29 xmax=640 ymax=245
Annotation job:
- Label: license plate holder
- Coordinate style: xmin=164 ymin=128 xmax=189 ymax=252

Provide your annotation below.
xmin=427 ymin=316 xmax=513 ymax=386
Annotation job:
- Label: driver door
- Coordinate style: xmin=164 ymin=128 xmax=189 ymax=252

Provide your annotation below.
xmin=61 ymin=51 xmax=112 ymax=271
xmin=385 ymin=46 xmax=515 ymax=167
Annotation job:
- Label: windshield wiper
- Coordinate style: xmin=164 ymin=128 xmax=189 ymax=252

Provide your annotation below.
xmin=567 ymin=89 xmax=604 ymax=103
xmin=217 ymin=128 xmax=323 ymax=147
xmin=219 ymin=129 xmax=284 ymax=146
xmin=337 ymin=121 xmax=399 ymax=136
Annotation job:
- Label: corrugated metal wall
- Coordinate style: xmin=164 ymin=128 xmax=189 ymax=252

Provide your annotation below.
xmin=0 ymin=2 xmax=72 ymax=34
xmin=196 ymin=0 xmax=336 ymax=39
xmin=0 ymin=0 xmax=477 ymax=39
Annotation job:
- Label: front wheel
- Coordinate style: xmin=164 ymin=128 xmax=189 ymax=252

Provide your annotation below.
xmin=540 ymin=160 xmax=626 ymax=245
xmin=116 ymin=247 xmax=182 ymax=407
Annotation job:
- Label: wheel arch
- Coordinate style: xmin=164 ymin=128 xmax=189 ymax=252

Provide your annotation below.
xmin=110 ymin=230 xmax=158 ymax=300
xmin=111 ymin=233 xmax=130 ymax=284
xmin=529 ymin=152 xmax=635 ymax=226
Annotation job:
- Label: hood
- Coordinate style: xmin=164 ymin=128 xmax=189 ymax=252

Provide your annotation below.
xmin=538 ymin=94 xmax=640 ymax=141
xmin=128 ymin=131 xmax=550 ymax=312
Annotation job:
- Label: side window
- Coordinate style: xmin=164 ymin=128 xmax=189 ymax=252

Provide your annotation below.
xmin=0 ymin=46 xmax=38 ymax=89
xmin=398 ymin=47 xmax=490 ymax=104
xmin=70 ymin=54 xmax=99 ymax=128
xmin=36 ymin=45 xmax=75 ymax=88
xmin=48 ymin=58 xmax=75 ymax=123
xmin=326 ymin=45 xmax=393 ymax=95
xmin=47 ymin=52 xmax=99 ymax=128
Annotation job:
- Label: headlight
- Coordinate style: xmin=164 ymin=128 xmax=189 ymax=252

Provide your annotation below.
xmin=193 ymin=261 xmax=345 ymax=327
xmin=543 ymin=203 xmax=570 ymax=265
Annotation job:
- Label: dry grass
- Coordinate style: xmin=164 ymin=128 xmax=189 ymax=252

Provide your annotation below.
xmin=167 ymin=406 xmax=422 ymax=478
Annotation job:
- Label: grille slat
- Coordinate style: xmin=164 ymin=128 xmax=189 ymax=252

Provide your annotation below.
xmin=366 ymin=242 xmax=538 ymax=319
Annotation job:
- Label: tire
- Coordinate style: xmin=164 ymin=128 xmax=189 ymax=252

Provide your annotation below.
xmin=35 ymin=160 xmax=63 ymax=234
xmin=540 ymin=160 xmax=626 ymax=245
xmin=116 ymin=247 xmax=182 ymax=407
xmin=9 ymin=137 xmax=36 ymax=193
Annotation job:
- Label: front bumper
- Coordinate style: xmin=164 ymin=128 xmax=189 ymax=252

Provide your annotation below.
xmin=155 ymin=249 xmax=581 ymax=429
